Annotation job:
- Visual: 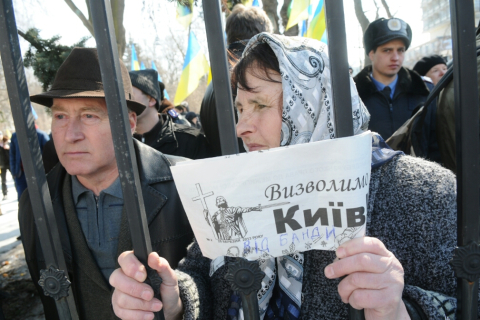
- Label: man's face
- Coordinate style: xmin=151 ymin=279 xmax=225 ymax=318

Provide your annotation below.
xmin=369 ymin=39 xmax=406 ymax=78
xmin=132 ymin=86 xmax=156 ymax=121
xmin=51 ymin=98 xmax=136 ymax=181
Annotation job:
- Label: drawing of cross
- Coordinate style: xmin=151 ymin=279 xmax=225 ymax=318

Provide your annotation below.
xmin=192 ymin=183 xmax=217 ymax=239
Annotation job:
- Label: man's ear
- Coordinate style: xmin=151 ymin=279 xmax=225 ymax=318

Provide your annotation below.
xmin=129 ymin=111 xmax=137 ymax=134
xmin=368 ymin=50 xmax=375 ymax=62
xmin=149 ymin=97 xmax=157 ymax=108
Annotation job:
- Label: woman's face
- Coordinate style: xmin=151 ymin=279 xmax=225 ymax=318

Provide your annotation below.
xmin=235 ymin=69 xmax=283 ymax=152
xmin=426 ymin=63 xmax=447 ymax=85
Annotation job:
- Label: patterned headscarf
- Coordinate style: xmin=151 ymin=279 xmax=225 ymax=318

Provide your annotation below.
xmin=241 ymin=33 xmax=370 ymax=149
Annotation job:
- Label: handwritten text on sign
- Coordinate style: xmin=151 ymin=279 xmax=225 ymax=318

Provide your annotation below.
xmin=171 ymin=131 xmax=372 ymax=261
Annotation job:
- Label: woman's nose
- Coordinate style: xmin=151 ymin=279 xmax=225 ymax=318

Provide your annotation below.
xmin=236 ymin=113 xmax=256 ymax=138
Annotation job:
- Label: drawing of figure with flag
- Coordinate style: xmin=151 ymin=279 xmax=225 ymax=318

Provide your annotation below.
xmin=210 ymin=196 xmax=261 ymax=240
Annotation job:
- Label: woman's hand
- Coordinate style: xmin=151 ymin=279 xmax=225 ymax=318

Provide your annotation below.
xmin=324 ymin=237 xmax=410 ymax=320
xmin=110 ymin=251 xmax=183 ymax=320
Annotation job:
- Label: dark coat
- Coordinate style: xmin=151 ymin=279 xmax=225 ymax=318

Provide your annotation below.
xmin=354 ymin=66 xmax=430 ymax=139
xmin=176 ymin=155 xmax=462 ymax=319
xmin=10 ymin=130 xmax=49 ymax=177
xmin=199 ymin=42 xmax=247 ymax=157
xmin=134 ymin=114 xmax=210 ymax=160
xmin=0 ymin=142 xmax=9 ymax=169
xmin=19 ymin=139 xmax=194 ymax=320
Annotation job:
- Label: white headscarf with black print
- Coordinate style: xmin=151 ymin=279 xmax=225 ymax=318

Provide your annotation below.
xmin=241 ymin=32 xmax=370 ymax=151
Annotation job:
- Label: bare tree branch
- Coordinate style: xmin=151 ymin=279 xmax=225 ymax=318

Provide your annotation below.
xmin=373 ymin=0 xmax=380 ymax=20
xmin=168 ymin=26 xmax=186 ymax=57
xmin=381 ymin=0 xmax=392 ymax=18
xmin=63 ymin=0 xmax=94 ymax=36
xmin=353 ymin=0 xmax=371 ymax=67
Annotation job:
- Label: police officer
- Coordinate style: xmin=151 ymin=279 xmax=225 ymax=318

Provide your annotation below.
xmin=354 ymin=18 xmax=430 ymax=140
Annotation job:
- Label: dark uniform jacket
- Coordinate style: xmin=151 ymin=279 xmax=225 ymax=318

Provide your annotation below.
xmin=134 ymin=113 xmax=209 ymax=160
xmin=19 ymin=140 xmax=194 ymax=320
xmin=354 ymin=66 xmax=430 ymax=139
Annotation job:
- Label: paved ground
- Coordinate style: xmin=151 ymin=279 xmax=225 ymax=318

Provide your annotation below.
xmin=0 ymin=172 xmax=21 ymax=256
xmin=0 ymin=172 xmax=45 ymax=320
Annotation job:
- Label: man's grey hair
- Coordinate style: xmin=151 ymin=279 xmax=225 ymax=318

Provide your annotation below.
xmin=226 ymin=4 xmax=273 ymax=45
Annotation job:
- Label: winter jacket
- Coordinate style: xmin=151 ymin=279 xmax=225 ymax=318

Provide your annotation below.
xmin=0 ymin=142 xmax=9 ymax=169
xmin=354 ymin=66 xmax=430 ymax=139
xmin=437 ymin=33 xmax=480 ymax=174
xmin=134 ymin=114 xmax=209 ymax=160
xmin=19 ymin=140 xmax=194 ymax=320
xmin=200 ymin=42 xmax=248 ymax=157
xmin=175 ymin=155 xmax=465 ymax=319
xmin=10 ymin=130 xmax=49 ymax=177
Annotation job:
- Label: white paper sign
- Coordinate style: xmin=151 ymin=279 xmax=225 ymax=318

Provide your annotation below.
xmin=171 ymin=131 xmax=372 ymax=261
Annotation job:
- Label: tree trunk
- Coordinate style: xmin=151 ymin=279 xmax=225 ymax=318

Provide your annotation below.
xmin=64 ymin=0 xmax=126 ymax=57
xmin=353 ymin=0 xmax=370 ymax=67
xmin=381 ymin=0 xmax=392 ymax=18
xmin=280 ymin=0 xmax=298 ymax=36
xmin=262 ymin=0 xmax=280 ymax=34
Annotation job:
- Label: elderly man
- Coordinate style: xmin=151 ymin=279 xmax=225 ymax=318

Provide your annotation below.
xmin=19 ymin=48 xmax=193 ymax=320
xmin=354 ymin=18 xmax=430 ymax=140
xmin=129 ymin=69 xmax=208 ymax=159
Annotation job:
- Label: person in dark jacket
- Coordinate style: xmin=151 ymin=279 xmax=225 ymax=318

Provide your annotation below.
xmin=10 ymin=127 xmax=49 ymax=200
xmin=354 ymin=18 xmax=430 ymax=140
xmin=200 ymin=4 xmax=271 ymax=157
xmin=130 ymin=69 xmax=209 ymax=159
xmin=19 ymin=48 xmax=193 ymax=320
xmin=0 ymin=132 xmax=10 ymax=200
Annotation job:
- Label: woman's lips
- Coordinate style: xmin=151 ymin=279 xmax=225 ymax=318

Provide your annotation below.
xmin=247 ymin=144 xmax=267 ymax=151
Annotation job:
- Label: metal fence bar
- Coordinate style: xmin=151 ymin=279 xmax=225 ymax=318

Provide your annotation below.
xmin=324 ymin=1 xmax=363 ymax=319
xmin=202 ymin=0 xmax=239 ymax=155
xmin=88 ymin=0 xmax=165 ymax=319
xmin=449 ymin=0 xmax=480 ymax=319
xmin=0 ymin=0 xmax=79 ymax=318
xmin=325 ymin=0 xmax=354 ymax=138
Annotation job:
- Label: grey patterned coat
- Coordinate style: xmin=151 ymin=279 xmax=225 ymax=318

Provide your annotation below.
xmin=175 ymin=155 xmax=469 ymax=320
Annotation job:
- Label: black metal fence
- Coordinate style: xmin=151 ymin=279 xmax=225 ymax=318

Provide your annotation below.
xmin=0 ymin=0 xmax=478 ymax=319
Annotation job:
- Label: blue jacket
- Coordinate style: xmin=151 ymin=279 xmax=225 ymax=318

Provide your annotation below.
xmin=10 ymin=130 xmax=50 ymax=178
xmin=354 ymin=66 xmax=430 ymax=140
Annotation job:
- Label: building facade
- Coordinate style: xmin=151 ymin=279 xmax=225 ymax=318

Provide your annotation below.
xmin=404 ymin=0 xmax=480 ymax=68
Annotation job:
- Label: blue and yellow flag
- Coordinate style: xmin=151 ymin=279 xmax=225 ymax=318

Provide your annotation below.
xmin=286 ymin=0 xmax=309 ymax=30
xmin=306 ymin=0 xmax=326 ymax=40
xmin=174 ymin=32 xmax=211 ymax=105
xmin=140 ymin=62 xmax=146 ymax=70
xmin=152 ymin=61 xmax=170 ymax=100
xmin=176 ymin=0 xmax=193 ymax=30
xmin=131 ymin=44 xmax=140 ymax=71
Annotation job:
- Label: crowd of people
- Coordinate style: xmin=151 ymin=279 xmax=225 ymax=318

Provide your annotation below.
xmin=2 ymin=4 xmax=475 ymax=320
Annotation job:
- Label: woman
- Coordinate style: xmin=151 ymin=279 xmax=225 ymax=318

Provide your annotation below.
xmin=110 ymin=34 xmax=458 ymax=319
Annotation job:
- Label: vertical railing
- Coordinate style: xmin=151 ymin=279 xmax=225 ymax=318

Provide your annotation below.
xmin=449 ymin=0 xmax=480 ymax=319
xmin=202 ymin=0 xmax=239 ymax=155
xmin=0 ymin=0 xmax=79 ymax=319
xmin=324 ymin=1 xmax=364 ymax=319
xmin=87 ymin=0 xmax=165 ymax=319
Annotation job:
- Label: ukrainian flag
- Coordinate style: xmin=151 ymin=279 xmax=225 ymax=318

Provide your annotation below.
xmin=174 ymin=32 xmax=211 ymax=105
xmin=286 ymin=0 xmax=309 ymax=30
xmin=176 ymin=0 xmax=193 ymax=30
xmin=131 ymin=44 xmax=140 ymax=71
xmin=306 ymin=0 xmax=326 ymax=40
xmin=152 ymin=61 xmax=170 ymax=100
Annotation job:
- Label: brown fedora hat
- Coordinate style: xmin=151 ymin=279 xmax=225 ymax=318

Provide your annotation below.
xmin=30 ymin=47 xmax=146 ymax=115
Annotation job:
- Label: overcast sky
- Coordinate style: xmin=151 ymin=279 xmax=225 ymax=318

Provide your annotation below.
xmin=13 ymin=0 xmax=428 ymax=71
